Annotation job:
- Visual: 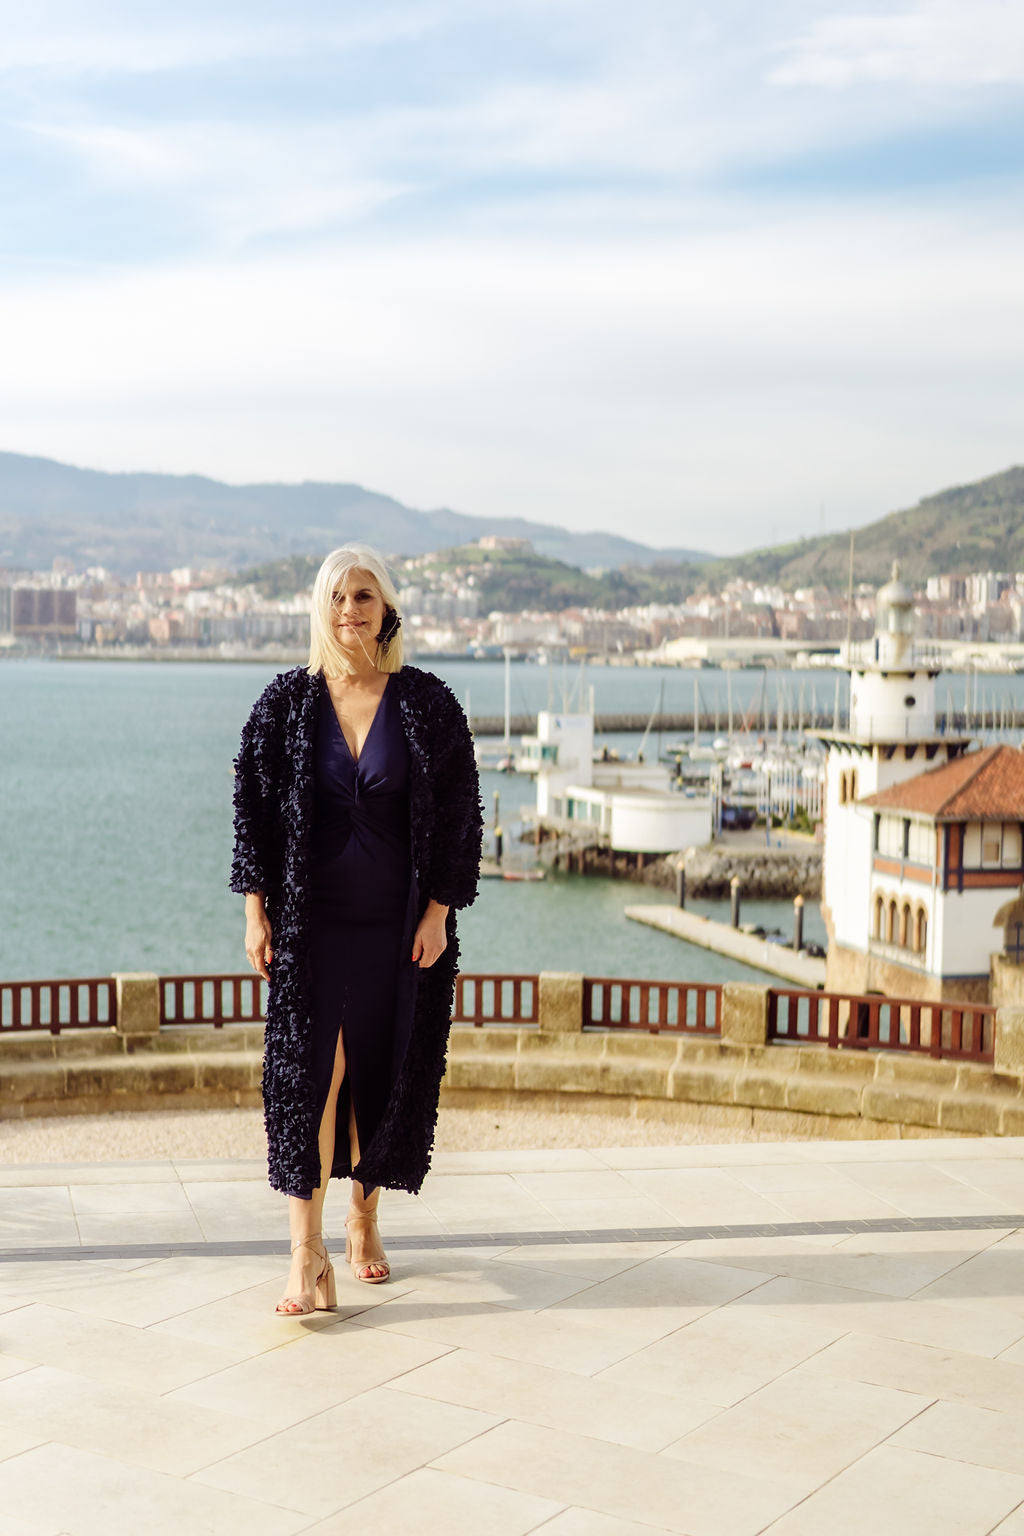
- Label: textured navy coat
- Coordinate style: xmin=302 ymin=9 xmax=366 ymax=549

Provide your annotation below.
xmin=230 ymin=664 xmax=483 ymax=1196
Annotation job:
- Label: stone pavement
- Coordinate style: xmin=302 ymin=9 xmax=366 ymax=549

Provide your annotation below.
xmin=4 ymin=1140 xmax=1024 ymax=1534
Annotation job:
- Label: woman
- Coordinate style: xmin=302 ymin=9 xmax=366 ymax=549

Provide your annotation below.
xmin=231 ymin=545 xmax=482 ymax=1314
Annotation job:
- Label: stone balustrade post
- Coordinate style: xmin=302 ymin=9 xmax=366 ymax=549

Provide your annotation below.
xmin=994 ymin=1005 xmax=1024 ymax=1077
xmin=720 ymin=982 xmax=769 ymax=1047
xmin=113 ymin=972 xmax=161 ymax=1037
xmin=538 ymin=972 xmax=584 ymax=1034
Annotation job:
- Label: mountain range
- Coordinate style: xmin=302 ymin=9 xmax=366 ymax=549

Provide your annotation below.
xmin=1 ymin=451 xmax=1022 ymax=591
xmin=0 ymin=452 xmax=705 ymax=576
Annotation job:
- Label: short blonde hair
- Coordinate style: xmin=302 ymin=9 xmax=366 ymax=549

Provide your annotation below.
xmin=307 ymin=545 xmax=404 ymax=677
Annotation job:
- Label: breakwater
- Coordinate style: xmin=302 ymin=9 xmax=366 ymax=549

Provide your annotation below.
xmin=680 ymin=844 xmax=822 ymax=899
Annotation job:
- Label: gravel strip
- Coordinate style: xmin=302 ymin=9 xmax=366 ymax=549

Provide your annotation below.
xmin=0 ymin=1105 xmax=771 ymax=1164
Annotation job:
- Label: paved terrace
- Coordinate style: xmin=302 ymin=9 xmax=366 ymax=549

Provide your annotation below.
xmin=5 ymin=1139 xmax=1024 ymax=1534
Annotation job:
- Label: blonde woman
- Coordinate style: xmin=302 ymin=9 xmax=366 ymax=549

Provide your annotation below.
xmin=231 ymin=545 xmax=482 ymax=1314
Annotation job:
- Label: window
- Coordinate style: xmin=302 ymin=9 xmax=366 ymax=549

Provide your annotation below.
xmin=907 ymin=819 xmax=933 ymax=865
xmin=1007 ymin=918 xmax=1024 ymax=963
xmin=964 ymin=822 xmax=1024 ymax=869
xmin=914 ymin=907 xmax=927 ymax=954
xmin=899 ymin=901 xmax=911 ymax=948
xmin=851 ymin=769 xmax=859 ymax=800
xmin=873 ymin=893 xmax=885 ymax=940
xmin=887 ymin=899 xmax=898 ymax=944
xmin=878 ymin=815 xmax=904 ymax=858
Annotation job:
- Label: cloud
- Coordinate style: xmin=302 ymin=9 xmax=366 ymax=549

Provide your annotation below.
xmin=0 ymin=2 xmax=1021 ymax=548
xmin=0 ymin=192 xmax=1020 ymax=547
xmin=772 ymin=0 xmax=1024 ymax=88
xmin=0 ymin=4 xmax=467 ymax=78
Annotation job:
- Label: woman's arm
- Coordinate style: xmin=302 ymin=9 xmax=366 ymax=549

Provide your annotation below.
xmin=424 ymin=690 xmax=484 ymax=911
xmin=244 ymin=891 xmax=274 ymax=981
xmin=229 ymin=685 xmax=284 ymax=897
xmin=411 ymin=898 xmax=449 ymax=969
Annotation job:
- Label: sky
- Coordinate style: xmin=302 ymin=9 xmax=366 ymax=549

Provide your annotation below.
xmin=0 ymin=0 xmax=1021 ymax=556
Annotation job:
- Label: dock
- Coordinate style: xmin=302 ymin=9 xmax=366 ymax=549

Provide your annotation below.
xmin=625 ymin=903 xmax=827 ymax=987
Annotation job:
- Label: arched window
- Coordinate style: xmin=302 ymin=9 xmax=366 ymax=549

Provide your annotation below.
xmin=914 ymin=906 xmax=927 ymax=955
xmin=850 ymin=769 xmax=859 ymax=801
xmin=887 ymin=899 xmax=898 ymax=944
xmin=899 ymin=901 xmax=912 ymax=948
xmin=838 ymin=771 xmax=847 ymax=805
xmin=873 ymin=893 xmax=885 ymax=940
xmin=1002 ymin=897 xmax=1024 ymax=963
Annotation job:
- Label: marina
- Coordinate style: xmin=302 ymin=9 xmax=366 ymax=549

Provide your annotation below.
xmin=3 ymin=645 xmax=1022 ymax=989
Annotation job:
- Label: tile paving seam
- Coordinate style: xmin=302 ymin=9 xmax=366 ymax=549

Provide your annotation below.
xmin=1 ymin=1213 xmax=1022 ymax=1264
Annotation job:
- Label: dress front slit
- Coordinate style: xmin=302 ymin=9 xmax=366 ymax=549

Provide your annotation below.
xmin=305 ymin=676 xmax=418 ymax=1196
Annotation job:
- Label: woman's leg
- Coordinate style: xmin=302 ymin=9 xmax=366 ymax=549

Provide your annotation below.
xmin=345 ymin=1104 xmax=389 ymax=1278
xmin=278 ymin=1030 xmax=347 ymax=1309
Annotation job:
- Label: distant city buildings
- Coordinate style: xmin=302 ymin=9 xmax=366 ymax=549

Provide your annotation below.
xmin=4 ymin=543 xmax=1024 ymax=661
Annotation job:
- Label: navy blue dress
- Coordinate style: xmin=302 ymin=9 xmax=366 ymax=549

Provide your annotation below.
xmin=308 ymin=676 xmax=419 ymax=1192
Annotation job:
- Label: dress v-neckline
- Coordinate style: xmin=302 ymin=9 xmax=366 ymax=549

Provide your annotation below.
xmin=328 ymin=676 xmax=390 ymax=766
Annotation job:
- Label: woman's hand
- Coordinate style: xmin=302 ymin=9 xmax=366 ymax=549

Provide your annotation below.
xmin=244 ymin=893 xmax=273 ymax=982
xmin=412 ymin=900 xmax=449 ymax=969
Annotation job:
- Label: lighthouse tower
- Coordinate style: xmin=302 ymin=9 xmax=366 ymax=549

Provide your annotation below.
xmin=816 ymin=562 xmax=971 ymax=995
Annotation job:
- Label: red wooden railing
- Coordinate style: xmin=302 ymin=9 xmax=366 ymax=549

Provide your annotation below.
xmin=0 ymin=977 xmax=115 ymax=1035
xmin=768 ymin=988 xmax=995 ymax=1064
xmin=160 ymin=974 xmax=267 ymax=1029
xmin=452 ymin=974 xmax=538 ymax=1026
xmin=161 ymin=972 xmax=540 ymax=1029
xmin=584 ymin=978 xmax=722 ymax=1035
xmin=0 ymin=973 xmax=997 ymax=1063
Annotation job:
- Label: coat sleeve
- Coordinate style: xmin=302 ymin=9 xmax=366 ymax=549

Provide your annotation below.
xmin=425 ymin=687 xmax=484 ymax=911
xmin=229 ymin=682 xmax=285 ymax=896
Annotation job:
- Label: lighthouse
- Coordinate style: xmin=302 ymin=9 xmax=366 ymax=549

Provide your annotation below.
xmin=815 ymin=562 xmax=976 ymax=999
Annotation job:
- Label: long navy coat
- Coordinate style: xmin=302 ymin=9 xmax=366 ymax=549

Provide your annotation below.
xmin=230 ymin=664 xmax=483 ymax=1196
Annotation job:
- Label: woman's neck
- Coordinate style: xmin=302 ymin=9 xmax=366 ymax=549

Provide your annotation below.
xmin=326 ymin=657 xmax=381 ymax=688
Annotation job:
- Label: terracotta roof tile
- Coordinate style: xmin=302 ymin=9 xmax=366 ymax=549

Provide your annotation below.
xmin=860 ymin=744 xmax=1024 ymax=820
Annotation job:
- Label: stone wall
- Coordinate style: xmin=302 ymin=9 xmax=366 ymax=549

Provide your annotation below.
xmin=679 ymin=845 xmax=822 ymax=899
xmin=826 ymin=939 xmax=992 ymax=1005
xmin=2 ymin=972 xmax=1022 ymax=1141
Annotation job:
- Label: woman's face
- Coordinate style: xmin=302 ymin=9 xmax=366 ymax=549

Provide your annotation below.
xmin=330 ymin=569 xmax=386 ymax=655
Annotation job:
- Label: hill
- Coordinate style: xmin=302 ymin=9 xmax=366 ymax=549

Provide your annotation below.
xmin=698 ymin=466 xmax=1024 ymax=590
xmin=0 ymin=452 xmax=707 ymax=576
xmin=236 ymin=542 xmax=714 ymax=610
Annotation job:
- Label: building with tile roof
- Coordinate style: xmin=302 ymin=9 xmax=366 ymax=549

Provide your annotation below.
xmin=814 ymin=565 xmax=1024 ymax=1004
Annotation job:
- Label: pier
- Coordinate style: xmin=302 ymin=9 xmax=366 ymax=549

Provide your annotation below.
xmin=468 ymin=707 xmax=1024 ymax=738
xmin=625 ymin=904 xmax=826 ymax=987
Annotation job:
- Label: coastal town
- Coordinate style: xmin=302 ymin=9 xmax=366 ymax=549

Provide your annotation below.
xmin=5 ymin=534 xmax=1024 ymax=667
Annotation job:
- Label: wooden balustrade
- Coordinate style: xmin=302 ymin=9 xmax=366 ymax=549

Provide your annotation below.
xmin=0 ymin=972 xmax=1000 ymax=1064
xmin=768 ymin=987 xmax=995 ymax=1063
xmin=159 ymin=974 xmax=267 ymax=1029
xmin=584 ymin=978 xmax=722 ymax=1035
xmin=452 ymin=974 xmax=538 ymax=1026
xmin=0 ymin=978 xmax=115 ymax=1035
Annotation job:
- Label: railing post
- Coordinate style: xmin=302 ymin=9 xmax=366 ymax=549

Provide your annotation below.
xmin=113 ymin=972 xmax=160 ymax=1037
xmin=720 ymin=983 xmax=769 ymax=1047
xmin=538 ymin=972 xmax=584 ymax=1034
xmin=994 ymin=1005 xmax=1024 ymax=1076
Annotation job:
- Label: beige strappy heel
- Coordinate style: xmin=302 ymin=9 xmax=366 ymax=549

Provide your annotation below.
xmin=345 ymin=1212 xmax=390 ymax=1284
xmin=275 ymin=1232 xmax=337 ymax=1315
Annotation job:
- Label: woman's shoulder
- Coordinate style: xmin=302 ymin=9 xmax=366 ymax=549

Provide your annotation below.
xmin=250 ymin=666 xmax=317 ymax=718
xmin=394 ymin=665 xmax=463 ymax=711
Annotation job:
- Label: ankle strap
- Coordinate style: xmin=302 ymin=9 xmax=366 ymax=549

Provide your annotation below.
xmin=291 ymin=1233 xmax=324 ymax=1252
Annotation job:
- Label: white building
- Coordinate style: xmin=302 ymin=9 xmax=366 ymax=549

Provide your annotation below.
xmin=859 ymin=745 xmax=1024 ymax=1003
xmin=817 ymin=563 xmax=1024 ymax=1003
xmin=522 ymin=710 xmax=712 ymax=854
